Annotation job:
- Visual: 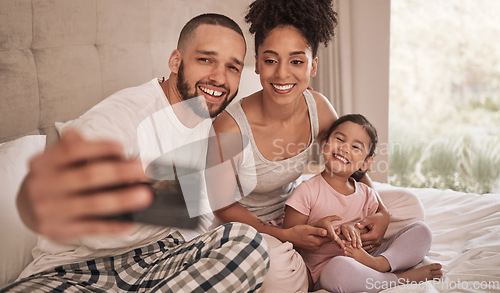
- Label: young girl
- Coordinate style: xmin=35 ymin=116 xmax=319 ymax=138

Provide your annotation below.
xmin=283 ymin=114 xmax=442 ymax=293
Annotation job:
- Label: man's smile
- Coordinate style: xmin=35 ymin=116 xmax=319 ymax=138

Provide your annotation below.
xmin=198 ymin=85 xmax=226 ymax=102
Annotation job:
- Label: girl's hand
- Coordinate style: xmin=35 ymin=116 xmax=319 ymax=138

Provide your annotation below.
xmin=340 ymin=222 xmax=362 ymax=248
xmin=310 ymin=215 xmax=345 ymax=249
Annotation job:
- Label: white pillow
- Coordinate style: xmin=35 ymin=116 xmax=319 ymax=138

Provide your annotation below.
xmin=0 ymin=135 xmax=45 ymax=287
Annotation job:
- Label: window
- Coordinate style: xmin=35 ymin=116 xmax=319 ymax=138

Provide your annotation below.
xmin=389 ymin=0 xmax=500 ymax=193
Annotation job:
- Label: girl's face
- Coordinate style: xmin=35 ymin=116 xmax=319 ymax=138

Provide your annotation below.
xmin=323 ymin=121 xmax=374 ymax=177
xmin=255 ymin=26 xmax=317 ymax=105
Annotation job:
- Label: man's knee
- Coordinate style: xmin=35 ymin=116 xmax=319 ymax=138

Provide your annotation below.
xmin=220 ymin=222 xmax=270 ymax=276
xmin=221 ymin=222 xmax=268 ymax=249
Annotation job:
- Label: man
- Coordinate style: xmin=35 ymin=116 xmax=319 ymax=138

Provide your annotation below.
xmin=4 ymin=14 xmax=269 ymax=293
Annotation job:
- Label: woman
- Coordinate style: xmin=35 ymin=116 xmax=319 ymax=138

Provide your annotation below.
xmin=206 ymin=0 xmax=424 ymax=291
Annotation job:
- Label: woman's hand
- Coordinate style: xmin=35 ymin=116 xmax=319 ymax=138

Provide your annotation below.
xmin=358 ymin=211 xmax=390 ymax=253
xmin=282 ymin=224 xmax=330 ymax=251
xmin=282 ymin=207 xmax=334 ymax=251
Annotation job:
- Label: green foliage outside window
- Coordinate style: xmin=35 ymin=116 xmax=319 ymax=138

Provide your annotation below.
xmin=389 ymin=0 xmax=500 ymax=194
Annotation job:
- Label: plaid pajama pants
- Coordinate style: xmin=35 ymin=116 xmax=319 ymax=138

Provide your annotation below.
xmin=2 ymin=223 xmax=269 ymax=293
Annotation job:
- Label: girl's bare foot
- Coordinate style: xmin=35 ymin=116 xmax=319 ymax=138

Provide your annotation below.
xmin=344 ymin=244 xmax=390 ymax=272
xmin=396 ymin=263 xmax=443 ymax=283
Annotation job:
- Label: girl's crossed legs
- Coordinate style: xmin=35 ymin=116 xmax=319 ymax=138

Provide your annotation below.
xmin=317 ymin=221 xmax=442 ymax=293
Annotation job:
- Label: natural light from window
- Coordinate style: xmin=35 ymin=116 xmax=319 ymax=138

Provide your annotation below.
xmin=389 ymin=0 xmax=500 ymax=194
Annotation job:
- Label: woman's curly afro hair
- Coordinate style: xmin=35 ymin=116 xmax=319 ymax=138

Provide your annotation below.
xmin=245 ymin=0 xmax=337 ymax=57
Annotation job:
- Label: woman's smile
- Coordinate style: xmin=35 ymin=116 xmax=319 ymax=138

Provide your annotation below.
xmin=271 ymin=83 xmax=296 ymax=93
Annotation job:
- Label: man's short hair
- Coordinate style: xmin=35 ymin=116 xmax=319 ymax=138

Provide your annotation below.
xmin=177 ymin=13 xmax=245 ymax=50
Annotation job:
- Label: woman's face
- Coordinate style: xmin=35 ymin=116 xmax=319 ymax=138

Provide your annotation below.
xmin=255 ymin=26 xmax=317 ymax=104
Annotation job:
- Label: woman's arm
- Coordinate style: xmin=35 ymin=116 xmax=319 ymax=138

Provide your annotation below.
xmin=206 ymin=110 xmax=260 ymax=212
xmin=357 ymin=177 xmax=391 ymax=252
xmin=311 ymin=91 xmax=339 ymax=140
xmin=215 ymin=203 xmax=283 ymax=240
xmin=208 ymin=112 xmax=329 ymax=251
xmin=216 ymin=203 xmax=328 ymax=251
xmin=284 ymin=206 xmax=344 ymax=249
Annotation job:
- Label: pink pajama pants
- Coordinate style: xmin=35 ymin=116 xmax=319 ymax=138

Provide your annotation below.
xmin=316 ymin=221 xmax=433 ymax=293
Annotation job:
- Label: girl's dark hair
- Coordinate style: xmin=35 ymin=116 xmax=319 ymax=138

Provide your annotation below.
xmin=245 ymin=0 xmax=337 ymax=57
xmin=325 ymin=114 xmax=378 ymax=181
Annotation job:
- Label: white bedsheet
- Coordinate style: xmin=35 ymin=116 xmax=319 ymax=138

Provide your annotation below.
xmin=379 ymin=185 xmax=500 ymax=293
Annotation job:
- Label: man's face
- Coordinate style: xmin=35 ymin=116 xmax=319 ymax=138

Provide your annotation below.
xmin=175 ymin=24 xmax=246 ymax=118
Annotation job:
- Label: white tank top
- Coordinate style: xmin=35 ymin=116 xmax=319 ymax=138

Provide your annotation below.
xmin=225 ymin=90 xmax=320 ymax=222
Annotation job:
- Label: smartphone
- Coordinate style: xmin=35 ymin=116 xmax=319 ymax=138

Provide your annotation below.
xmin=109 ymin=164 xmax=201 ymax=229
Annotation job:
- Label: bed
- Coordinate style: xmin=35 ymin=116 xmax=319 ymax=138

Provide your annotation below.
xmin=374 ymin=183 xmax=500 ymax=292
xmin=1 ymin=1 xmax=499 ymax=292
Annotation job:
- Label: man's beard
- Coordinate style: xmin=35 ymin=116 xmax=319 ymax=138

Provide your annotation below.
xmin=176 ymin=62 xmax=237 ymax=118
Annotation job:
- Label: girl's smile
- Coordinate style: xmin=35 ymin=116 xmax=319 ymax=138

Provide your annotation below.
xmin=332 ymin=153 xmax=349 ymax=164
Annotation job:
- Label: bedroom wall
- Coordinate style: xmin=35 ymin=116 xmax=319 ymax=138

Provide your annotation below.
xmin=171 ymin=0 xmax=262 ymax=101
xmin=0 ymin=0 xmax=259 ymax=143
xmin=308 ymin=0 xmax=391 ymax=182
xmin=1 ymin=0 xmax=389 ymax=181
xmin=342 ymin=0 xmax=391 ymax=183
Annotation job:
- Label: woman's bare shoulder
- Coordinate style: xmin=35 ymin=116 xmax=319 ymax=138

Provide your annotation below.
xmin=213 ymin=107 xmax=241 ymax=134
xmin=214 ymin=90 xmax=262 ymax=134
xmin=309 ymin=90 xmax=339 ymax=136
xmin=310 ymin=90 xmax=337 ymax=115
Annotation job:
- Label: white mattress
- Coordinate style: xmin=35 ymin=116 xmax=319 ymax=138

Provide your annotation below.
xmin=379 ymin=184 xmax=500 ymax=293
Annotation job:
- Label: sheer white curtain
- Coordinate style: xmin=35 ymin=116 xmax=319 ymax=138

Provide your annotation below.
xmin=309 ymin=0 xmax=353 ymax=167
xmin=311 ymin=0 xmax=353 ymax=116
xmin=310 ymin=0 xmax=390 ymax=182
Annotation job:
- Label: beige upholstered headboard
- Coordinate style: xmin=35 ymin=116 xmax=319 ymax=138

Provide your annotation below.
xmin=0 ymin=0 xmax=253 ymax=145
